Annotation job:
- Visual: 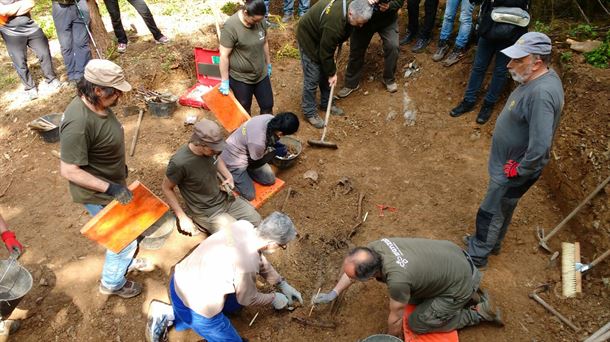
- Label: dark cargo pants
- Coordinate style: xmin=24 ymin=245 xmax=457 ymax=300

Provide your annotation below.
xmin=103 ymin=0 xmax=164 ymax=44
xmin=191 ymin=197 xmax=261 ymax=235
xmin=408 ymin=266 xmax=483 ymax=333
xmin=466 ymin=177 xmax=538 ymax=267
xmin=344 ymin=16 xmax=399 ymax=88
xmin=298 ymin=46 xmax=331 ymax=119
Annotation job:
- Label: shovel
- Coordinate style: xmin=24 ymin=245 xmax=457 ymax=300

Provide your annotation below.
xmin=537 ymin=175 xmax=610 ymax=253
xmin=307 ymin=84 xmax=338 ymax=149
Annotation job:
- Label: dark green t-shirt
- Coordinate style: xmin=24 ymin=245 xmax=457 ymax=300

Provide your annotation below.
xmin=220 ymin=12 xmax=267 ymax=84
xmin=368 ymin=238 xmax=474 ymax=304
xmin=59 ymin=97 xmax=127 ymax=205
xmin=165 ymin=145 xmax=227 ymax=217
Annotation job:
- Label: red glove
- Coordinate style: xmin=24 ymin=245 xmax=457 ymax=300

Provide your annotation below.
xmin=1 ymin=230 xmax=23 ymax=254
xmin=503 ymin=160 xmax=520 ymax=179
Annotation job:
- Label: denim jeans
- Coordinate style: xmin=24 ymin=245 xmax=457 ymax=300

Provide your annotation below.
xmin=345 ymin=16 xmax=399 ymax=87
xmin=264 ymin=0 xmax=310 ymax=17
xmin=52 ymin=1 xmax=91 ymax=80
xmin=103 ymin=0 xmax=163 ymax=44
xmin=1 ymin=29 xmax=57 ymax=90
xmin=170 ymin=277 xmax=244 ymax=342
xmin=463 ymin=36 xmax=511 ymax=104
xmin=298 ymin=46 xmax=330 ymax=119
xmin=230 ymin=164 xmax=275 ymax=201
xmin=84 ymin=204 xmax=138 ymax=290
xmin=406 ymin=0 xmax=439 ymax=39
xmin=438 ymin=0 xmax=474 ymax=48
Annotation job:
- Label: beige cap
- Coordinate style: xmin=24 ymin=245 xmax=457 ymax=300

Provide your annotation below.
xmin=84 ymin=59 xmax=132 ymax=92
xmin=192 ymin=119 xmax=226 ymax=152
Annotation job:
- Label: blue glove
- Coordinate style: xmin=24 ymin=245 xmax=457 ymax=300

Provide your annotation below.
xmin=267 ymin=64 xmax=272 ymax=77
xmin=274 ymin=142 xmax=287 ymax=157
xmin=219 ymin=79 xmax=230 ymax=95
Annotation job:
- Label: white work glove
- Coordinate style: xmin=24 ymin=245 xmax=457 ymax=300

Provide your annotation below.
xmin=278 ymin=280 xmax=303 ymax=305
xmin=272 ymin=292 xmax=289 ymax=310
xmin=312 ymin=290 xmax=337 ymax=304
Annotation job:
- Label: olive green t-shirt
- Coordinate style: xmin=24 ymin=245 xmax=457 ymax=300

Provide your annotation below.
xmin=59 ymin=97 xmax=127 ymax=205
xmin=220 ymin=12 xmax=267 ymax=84
xmin=165 ymin=145 xmax=227 ymax=217
xmin=368 ymin=238 xmax=474 ymax=304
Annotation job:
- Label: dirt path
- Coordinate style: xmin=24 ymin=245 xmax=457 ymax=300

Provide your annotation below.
xmin=0 ymin=15 xmax=608 ymax=342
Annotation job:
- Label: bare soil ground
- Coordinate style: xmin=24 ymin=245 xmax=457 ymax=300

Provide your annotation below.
xmin=0 ymin=8 xmax=608 ymax=342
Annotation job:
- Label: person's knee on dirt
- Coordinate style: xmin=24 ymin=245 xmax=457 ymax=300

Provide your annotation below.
xmin=51 ymin=0 xmax=92 ymax=82
xmin=465 ymin=32 xmax=564 ymax=268
xmin=221 ymin=112 xmax=299 ymax=200
xmin=313 ymin=238 xmax=502 ymax=337
xmin=146 ymin=212 xmax=303 ymax=342
xmin=59 ymin=60 xmax=145 ymax=298
xmin=162 ymin=119 xmax=261 ymax=236
xmin=338 ymin=0 xmax=402 ymax=98
xmin=219 ymin=0 xmax=274 ymax=115
xmin=296 ymin=0 xmax=374 ymax=127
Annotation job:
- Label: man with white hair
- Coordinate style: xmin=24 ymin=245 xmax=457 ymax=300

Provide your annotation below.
xmin=145 ymin=212 xmax=303 ymax=342
xmin=296 ymin=0 xmax=375 ymax=128
xmin=463 ymin=32 xmax=564 ymax=269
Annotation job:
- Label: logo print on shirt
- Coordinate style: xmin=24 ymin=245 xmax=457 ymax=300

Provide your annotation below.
xmin=509 ymin=100 xmax=516 ymax=110
xmin=259 ymin=30 xmax=265 ymax=40
xmin=381 ymin=238 xmax=409 ymax=269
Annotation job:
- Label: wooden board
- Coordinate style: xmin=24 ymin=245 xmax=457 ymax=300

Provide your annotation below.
xmin=403 ymin=304 xmax=459 ymax=342
xmin=201 ymin=84 xmax=251 ymax=133
xmin=249 ymin=178 xmax=285 ymax=209
xmin=80 ymin=181 xmax=169 ymax=253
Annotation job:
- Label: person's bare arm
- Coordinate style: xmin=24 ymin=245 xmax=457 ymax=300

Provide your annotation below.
xmin=60 ymin=161 xmax=109 ymax=192
xmin=0 ymin=2 xmax=25 ymax=16
xmin=219 ymin=45 xmax=233 ymax=81
xmin=263 ymin=39 xmax=271 ymax=66
xmin=215 ymin=158 xmax=234 ymax=189
xmin=332 ymin=273 xmax=354 ymax=295
xmin=387 ymin=298 xmax=406 ymax=336
xmin=162 ymin=176 xmax=196 ymax=235
xmin=15 ymin=0 xmax=35 ymax=15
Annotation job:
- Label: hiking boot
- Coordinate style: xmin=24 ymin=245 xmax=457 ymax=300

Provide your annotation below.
xmin=155 ymin=36 xmax=170 ymax=44
xmin=463 ymin=234 xmax=501 ymax=256
xmin=320 ymin=104 xmax=344 ymax=116
xmin=127 ymin=258 xmax=155 ymax=273
xmin=145 ymin=300 xmax=174 ymax=342
xmin=384 ymin=81 xmax=398 ymax=93
xmin=476 ymin=291 xmax=504 ymax=326
xmin=306 ymin=114 xmax=324 ymax=129
xmin=337 ymin=84 xmax=360 ymax=98
xmin=25 ymin=88 xmax=38 ymax=101
xmin=399 ymin=31 xmax=417 ymax=46
xmin=476 ymin=101 xmax=494 ymax=124
xmin=411 ymin=37 xmax=431 ymax=53
xmin=281 ymin=13 xmax=293 ymax=22
xmin=99 ymin=280 xmax=143 ymax=298
xmin=449 ymin=100 xmax=475 ymax=117
xmin=443 ymin=46 xmax=466 ymax=67
xmin=117 ymin=43 xmax=127 ymax=53
xmin=432 ymin=40 xmax=450 ymax=62
xmin=0 ymin=319 xmax=20 ymax=336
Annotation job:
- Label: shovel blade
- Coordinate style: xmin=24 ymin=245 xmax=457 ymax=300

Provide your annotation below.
xmin=307 ymin=140 xmax=338 ymax=149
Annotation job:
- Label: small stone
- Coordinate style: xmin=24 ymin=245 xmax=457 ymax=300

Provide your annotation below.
xmin=39 ymin=278 xmax=48 ymax=286
xmin=364 ymin=91 xmax=369 ymax=95
xmin=385 ymin=110 xmax=398 ymax=121
xmin=35 ymin=296 xmax=44 ymax=304
xmin=304 ymin=170 xmax=318 ymax=183
xmin=592 ymin=220 xmax=600 ymax=229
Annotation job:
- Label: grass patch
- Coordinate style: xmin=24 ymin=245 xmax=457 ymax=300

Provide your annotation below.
xmin=221 ymin=2 xmax=241 ymax=16
xmin=0 ymin=71 xmax=18 ymax=89
xmin=275 ymin=43 xmax=299 ymax=59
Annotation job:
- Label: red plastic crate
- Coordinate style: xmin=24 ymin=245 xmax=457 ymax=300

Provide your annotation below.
xmin=179 ymin=48 xmax=222 ymax=109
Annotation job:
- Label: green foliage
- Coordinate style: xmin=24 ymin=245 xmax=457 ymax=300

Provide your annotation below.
xmin=584 ymin=30 xmax=610 ymax=69
xmin=533 ymin=20 xmax=551 ymax=34
xmin=560 ymin=51 xmax=572 ymax=64
xmin=30 ymin=0 xmax=55 ymax=39
xmin=221 ymin=2 xmax=241 ymax=15
xmin=0 ymin=71 xmax=17 ymax=89
xmin=275 ymin=43 xmax=299 ymax=59
xmin=568 ymin=24 xmax=598 ymax=40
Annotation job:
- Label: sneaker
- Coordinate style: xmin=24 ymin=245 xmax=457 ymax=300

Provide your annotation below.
xmin=25 ymin=88 xmax=38 ymax=101
xmin=449 ymin=100 xmax=475 ymax=117
xmin=117 ymin=43 xmax=127 ymax=53
xmin=384 ymin=81 xmax=398 ymax=93
xmin=476 ymin=101 xmax=494 ymax=124
xmin=281 ymin=13 xmax=293 ymax=23
xmin=463 ymin=234 xmax=501 ymax=256
xmin=145 ymin=300 xmax=174 ymax=342
xmin=443 ymin=46 xmax=466 ymax=67
xmin=99 ymin=280 xmax=143 ymax=298
xmin=432 ymin=40 xmax=450 ymax=62
xmin=411 ymin=37 xmax=431 ymax=53
xmin=265 ymin=19 xmax=279 ymax=29
xmin=337 ymin=84 xmax=360 ymax=98
xmin=155 ymin=36 xmax=170 ymax=44
xmin=47 ymin=78 xmax=63 ymax=90
xmin=306 ymin=114 xmax=324 ymax=129
xmin=0 ymin=319 xmax=20 ymax=336
xmin=399 ymin=31 xmax=417 ymax=46
xmin=127 ymin=258 xmax=155 ymax=273
xmin=475 ymin=291 xmax=504 ymax=326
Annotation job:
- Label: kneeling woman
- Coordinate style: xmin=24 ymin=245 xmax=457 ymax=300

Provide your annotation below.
xmin=221 ymin=112 xmax=299 ymax=200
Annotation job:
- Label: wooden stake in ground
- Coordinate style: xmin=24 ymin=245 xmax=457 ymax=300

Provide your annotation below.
xmin=280 ymin=187 xmax=293 ymax=212
xmin=129 ymin=109 xmax=144 ymax=156
xmin=248 ymin=312 xmax=259 ymax=327
xmin=308 ymin=288 xmax=321 ymax=317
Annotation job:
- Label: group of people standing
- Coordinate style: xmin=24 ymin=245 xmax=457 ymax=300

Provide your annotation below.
xmin=0 ymin=0 xmax=168 ymax=100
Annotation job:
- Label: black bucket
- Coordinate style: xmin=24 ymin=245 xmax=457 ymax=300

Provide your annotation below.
xmin=272 ymin=136 xmax=302 ymax=169
xmin=30 ymin=113 xmax=62 ymax=143
xmin=0 ymin=260 xmax=33 ymax=320
xmin=147 ymin=98 xmax=178 ymax=118
xmin=141 ymin=212 xmax=175 ymax=250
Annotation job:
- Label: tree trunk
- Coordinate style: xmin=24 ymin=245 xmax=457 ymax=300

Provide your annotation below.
xmin=87 ymin=0 xmax=111 ymax=59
